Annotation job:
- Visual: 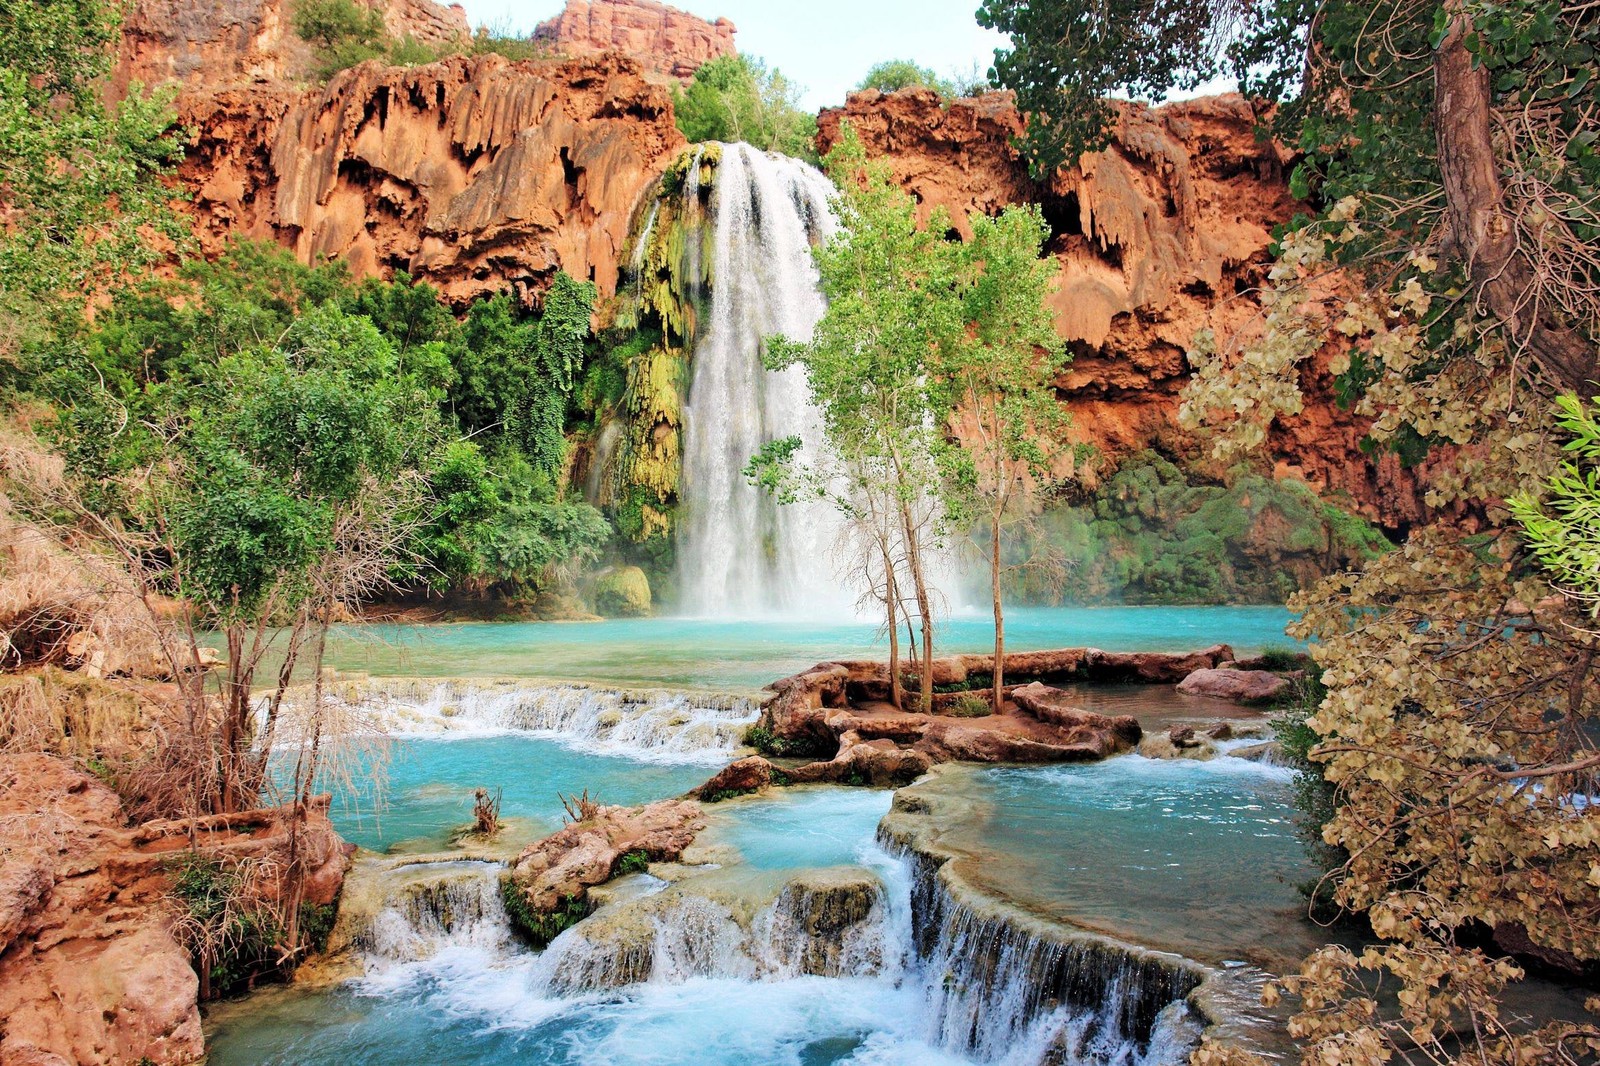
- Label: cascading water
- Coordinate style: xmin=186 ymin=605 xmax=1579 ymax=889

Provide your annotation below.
xmin=675 ymin=143 xmax=851 ymax=619
xmin=317 ymin=677 xmax=759 ymax=765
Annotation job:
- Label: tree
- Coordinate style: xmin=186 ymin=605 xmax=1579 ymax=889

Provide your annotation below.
xmin=0 ymin=0 xmax=186 ymax=371
xmin=939 ymin=205 xmax=1070 ymax=713
xmin=857 ymin=59 xmax=956 ymax=98
xmin=753 ymin=125 xmax=963 ymax=713
xmin=985 ymin=0 xmax=1600 ymax=1062
xmin=674 ymin=54 xmax=819 ymax=161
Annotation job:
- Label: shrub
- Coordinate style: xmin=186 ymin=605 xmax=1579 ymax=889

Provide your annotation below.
xmin=500 ymin=881 xmax=590 ymax=947
xmin=612 ymin=849 xmax=651 ymax=875
xmin=744 ymin=724 xmax=828 ymax=759
xmin=165 ymin=852 xmax=289 ymax=998
xmin=857 ymin=59 xmax=956 ymax=98
xmin=947 ymin=695 xmax=993 ymax=718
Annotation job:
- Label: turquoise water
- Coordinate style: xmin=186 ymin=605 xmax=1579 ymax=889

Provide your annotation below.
xmin=926 ymin=755 xmax=1325 ymax=969
xmin=706 ymin=787 xmax=895 ymax=870
xmin=333 ymin=735 xmax=713 ymax=852
xmin=316 ymin=606 xmax=1298 ymax=691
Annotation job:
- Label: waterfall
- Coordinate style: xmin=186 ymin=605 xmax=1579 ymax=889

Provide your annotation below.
xmin=353 ymin=860 xmax=513 ymax=963
xmin=675 ymin=143 xmax=851 ymax=619
xmin=534 ymin=865 xmax=897 ymax=993
xmin=317 ymin=677 xmax=760 ymax=765
xmin=889 ymin=839 xmax=1206 ymax=1066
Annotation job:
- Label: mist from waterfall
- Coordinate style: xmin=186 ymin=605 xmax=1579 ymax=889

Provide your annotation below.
xmin=675 ymin=143 xmax=852 ymax=619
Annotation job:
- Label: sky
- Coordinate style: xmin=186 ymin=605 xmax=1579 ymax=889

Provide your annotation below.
xmin=455 ymin=0 xmax=1014 ymax=111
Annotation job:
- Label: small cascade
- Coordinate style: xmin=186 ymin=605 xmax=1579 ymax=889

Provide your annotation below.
xmin=889 ymin=843 xmax=1206 ymax=1066
xmin=352 ymin=861 xmax=512 ymax=963
xmin=675 ymin=143 xmax=850 ymax=619
xmin=536 ymin=866 xmax=897 ymax=993
xmin=324 ymin=678 xmax=759 ymax=765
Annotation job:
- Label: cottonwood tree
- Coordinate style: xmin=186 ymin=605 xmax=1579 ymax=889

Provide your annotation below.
xmin=985 ymin=1 xmax=1600 ymax=1062
xmin=753 ymin=126 xmax=964 ymax=713
xmin=939 ymin=205 xmax=1071 ymax=713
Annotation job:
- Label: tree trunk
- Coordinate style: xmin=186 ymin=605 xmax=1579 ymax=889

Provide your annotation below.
xmin=898 ymin=501 xmax=935 ymax=715
xmin=991 ymin=512 xmax=1005 ymax=716
xmin=882 ymin=542 xmax=903 ymax=711
xmin=1434 ymin=6 xmax=1599 ymax=394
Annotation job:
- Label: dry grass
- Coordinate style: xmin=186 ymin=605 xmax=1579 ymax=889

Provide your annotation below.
xmin=558 ymin=789 xmax=601 ymax=823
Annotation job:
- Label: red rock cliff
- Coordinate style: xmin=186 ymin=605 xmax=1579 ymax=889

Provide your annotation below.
xmin=819 ymin=89 xmax=1429 ymax=528
xmin=113 ymin=0 xmax=469 ymax=99
xmin=534 ymin=0 xmax=737 ymax=81
xmin=180 ymin=52 xmax=685 ymax=306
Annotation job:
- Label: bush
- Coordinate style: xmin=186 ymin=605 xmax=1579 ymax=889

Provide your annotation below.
xmin=947 ymin=695 xmax=993 ymax=718
xmin=674 ymin=55 xmax=818 ymax=162
xmin=857 ymin=59 xmax=956 ymax=98
xmin=744 ymin=723 xmax=829 ymax=759
xmin=1269 ymin=673 xmax=1347 ymax=918
xmin=165 ymin=852 xmax=289 ymax=998
xmin=612 ymin=849 xmax=651 ymax=875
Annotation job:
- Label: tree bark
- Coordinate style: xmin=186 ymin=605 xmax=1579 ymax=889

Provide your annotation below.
xmin=882 ymin=541 xmax=903 ymax=711
xmin=991 ymin=512 xmax=1005 ymax=715
xmin=1434 ymin=8 xmax=1599 ymax=394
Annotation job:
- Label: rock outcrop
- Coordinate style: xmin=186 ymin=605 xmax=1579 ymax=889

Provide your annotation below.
xmin=533 ymin=0 xmax=737 ymax=82
xmin=753 ymin=647 xmax=1228 ymax=780
xmin=0 ymin=754 xmax=351 ymax=1066
xmin=508 ymin=799 xmax=704 ymax=914
xmin=179 ymin=51 xmax=685 ymax=305
xmin=112 ymin=0 xmax=469 ymax=99
xmin=818 ymin=89 xmax=1430 ymax=529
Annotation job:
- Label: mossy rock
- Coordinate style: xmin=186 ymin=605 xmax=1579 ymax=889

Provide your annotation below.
xmin=594 ymin=567 xmax=653 ymax=617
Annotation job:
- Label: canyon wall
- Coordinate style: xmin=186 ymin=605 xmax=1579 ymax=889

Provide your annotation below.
xmin=180 ymin=52 xmax=684 ymax=305
xmin=534 ymin=0 xmax=737 ymax=81
xmin=819 ymin=89 xmax=1429 ymax=528
xmin=112 ymin=0 xmax=469 ymax=99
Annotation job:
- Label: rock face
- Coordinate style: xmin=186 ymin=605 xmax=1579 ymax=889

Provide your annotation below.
xmin=112 ymin=0 xmax=469 ymax=99
xmin=508 ymin=799 xmax=704 ymax=914
xmin=180 ymin=51 xmax=684 ymax=305
xmin=1177 ymin=667 xmax=1289 ymax=704
xmin=0 ymin=753 xmax=351 ymax=1066
xmin=818 ymin=89 xmax=1430 ymax=529
xmin=533 ymin=0 xmax=737 ymax=82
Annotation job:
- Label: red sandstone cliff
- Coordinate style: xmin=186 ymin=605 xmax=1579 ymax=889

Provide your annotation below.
xmin=112 ymin=0 xmax=469 ymax=99
xmin=819 ymin=89 xmax=1429 ymax=528
xmin=533 ymin=0 xmax=737 ymax=82
xmin=180 ymin=52 xmax=685 ymax=305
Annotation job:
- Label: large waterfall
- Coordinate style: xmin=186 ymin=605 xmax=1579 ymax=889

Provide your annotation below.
xmin=675 ymin=143 xmax=851 ymax=619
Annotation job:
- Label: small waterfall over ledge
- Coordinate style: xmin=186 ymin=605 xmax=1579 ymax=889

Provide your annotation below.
xmin=672 ymin=143 xmax=849 ymax=618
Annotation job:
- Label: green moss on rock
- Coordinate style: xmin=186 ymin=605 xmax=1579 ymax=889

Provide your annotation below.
xmin=594 ymin=566 xmax=653 ymax=617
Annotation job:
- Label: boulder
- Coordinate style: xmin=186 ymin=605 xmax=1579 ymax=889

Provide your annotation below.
xmin=1139 ymin=733 xmax=1218 ymax=761
xmin=696 ymin=756 xmax=773 ymax=800
xmin=1177 ymin=668 xmax=1288 ymax=704
xmin=593 ymin=566 xmax=653 ymax=617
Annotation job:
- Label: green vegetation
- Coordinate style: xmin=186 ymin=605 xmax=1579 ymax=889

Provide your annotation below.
xmin=1010 ymin=454 xmax=1390 ymax=605
xmin=0 ymin=0 xmax=187 ymax=372
xmin=946 ymin=695 xmax=993 ymax=719
xmin=674 ymin=55 xmax=818 ymax=161
xmin=752 ymin=127 xmax=1081 ymax=713
xmin=744 ymin=724 xmax=828 ymax=759
xmin=856 ymin=59 xmax=956 ymax=98
xmin=499 ymin=882 xmax=591 ymax=948
xmin=989 ymin=0 xmax=1600 ymax=1061
xmin=164 ymin=852 xmax=289 ymax=999
xmin=612 ymin=849 xmax=651 ymax=875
